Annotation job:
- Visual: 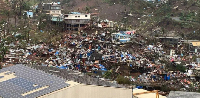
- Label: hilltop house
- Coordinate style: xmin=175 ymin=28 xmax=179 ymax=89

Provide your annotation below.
xmin=64 ymin=12 xmax=91 ymax=31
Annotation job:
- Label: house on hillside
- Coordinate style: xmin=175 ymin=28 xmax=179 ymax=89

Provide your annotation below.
xmin=157 ymin=37 xmax=181 ymax=46
xmin=64 ymin=12 xmax=91 ymax=31
xmin=143 ymin=0 xmax=168 ymax=3
xmin=98 ymin=19 xmax=114 ymax=29
xmin=23 ymin=11 xmax=34 ymax=18
xmin=189 ymin=41 xmax=200 ymax=53
xmin=143 ymin=0 xmax=156 ymax=3
xmin=37 ymin=2 xmax=63 ymax=22
xmin=111 ymin=32 xmax=131 ymax=43
xmin=49 ymin=2 xmax=63 ymax=22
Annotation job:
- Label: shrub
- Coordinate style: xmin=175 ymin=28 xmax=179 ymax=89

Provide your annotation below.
xmin=116 ymin=75 xmax=131 ymax=84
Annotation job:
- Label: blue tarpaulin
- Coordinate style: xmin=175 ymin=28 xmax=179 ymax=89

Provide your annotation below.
xmin=167 ymin=76 xmax=170 ymax=80
xmin=99 ymin=64 xmax=105 ymax=68
xmin=77 ymin=64 xmax=80 ymax=69
xmin=181 ymin=53 xmax=183 ymax=56
xmin=79 ymin=54 xmax=83 ymax=58
xmin=164 ymin=75 xmax=170 ymax=81
xmin=55 ymin=51 xmax=59 ymax=55
xmin=133 ymin=56 xmax=136 ymax=60
xmin=101 ymin=68 xmax=107 ymax=71
xmin=110 ymin=55 xmax=114 ymax=58
xmin=121 ymin=54 xmax=124 ymax=58
xmin=153 ymin=75 xmax=156 ymax=79
xmin=26 ymin=11 xmax=33 ymax=18
xmin=164 ymin=75 xmax=167 ymax=80
xmin=49 ymin=49 xmax=53 ymax=52
xmin=98 ymin=46 xmax=101 ymax=50
xmin=99 ymin=64 xmax=107 ymax=71
xmin=87 ymin=53 xmax=91 ymax=57
xmin=136 ymin=86 xmax=143 ymax=89
xmin=56 ymin=66 xmax=68 ymax=69
xmin=128 ymin=54 xmax=133 ymax=58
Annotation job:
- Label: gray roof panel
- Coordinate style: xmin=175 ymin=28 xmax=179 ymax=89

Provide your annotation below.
xmin=0 ymin=64 xmax=69 ymax=98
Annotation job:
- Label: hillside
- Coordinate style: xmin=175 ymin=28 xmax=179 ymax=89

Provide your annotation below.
xmin=61 ymin=0 xmax=200 ymax=39
xmin=0 ymin=0 xmax=10 ymax=20
xmin=62 ymin=0 xmax=129 ymax=21
xmin=1 ymin=0 xmax=200 ymax=39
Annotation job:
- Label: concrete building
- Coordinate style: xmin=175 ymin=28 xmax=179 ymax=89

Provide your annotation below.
xmin=64 ymin=12 xmax=91 ymax=31
xmin=111 ymin=32 xmax=131 ymax=43
xmin=49 ymin=2 xmax=63 ymax=22
xmin=37 ymin=2 xmax=63 ymax=22
xmin=0 ymin=64 xmax=134 ymax=98
xmin=189 ymin=41 xmax=200 ymax=53
xmin=39 ymin=81 xmax=132 ymax=98
xmin=157 ymin=37 xmax=181 ymax=45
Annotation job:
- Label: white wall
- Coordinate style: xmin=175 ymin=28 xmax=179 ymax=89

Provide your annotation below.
xmin=39 ymin=84 xmax=132 ymax=98
xmin=50 ymin=10 xmax=61 ymax=15
xmin=64 ymin=14 xmax=91 ymax=20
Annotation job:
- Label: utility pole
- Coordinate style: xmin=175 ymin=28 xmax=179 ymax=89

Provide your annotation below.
xmin=132 ymin=81 xmax=134 ymax=98
xmin=0 ymin=28 xmax=1 ymax=39
xmin=132 ymin=86 xmax=133 ymax=98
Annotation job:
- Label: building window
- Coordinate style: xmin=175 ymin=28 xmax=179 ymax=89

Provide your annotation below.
xmin=51 ymin=6 xmax=60 ymax=10
xmin=56 ymin=7 xmax=60 ymax=9
xmin=65 ymin=15 xmax=68 ymax=17
xmin=78 ymin=16 xmax=80 ymax=17
xmin=75 ymin=16 xmax=77 ymax=18
xmin=85 ymin=15 xmax=87 ymax=17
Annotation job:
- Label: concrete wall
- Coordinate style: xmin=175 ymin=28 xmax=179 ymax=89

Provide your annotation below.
xmin=50 ymin=10 xmax=61 ymax=15
xmin=65 ymin=19 xmax=90 ymax=25
xmin=64 ymin=14 xmax=91 ymax=20
xmin=39 ymin=84 xmax=132 ymax=98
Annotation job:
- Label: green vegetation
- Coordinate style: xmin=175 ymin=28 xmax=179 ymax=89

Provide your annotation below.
xmin=167 ymin=63 xmax=186 ymax=72
xmin=116 ymin=75 xmax=131 ymax=84
xmin=160 ymin=85 xmax=171 ymax=92
xmin=179 ymin=12 xmax=198 ymax=22
xmin=0 ymin=38 xmax=9 ymax=62
xmin=103 ymin=70 xmax=112 ymax=79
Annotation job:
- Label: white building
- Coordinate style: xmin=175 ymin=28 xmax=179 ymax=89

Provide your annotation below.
xmin=64 ymin=12 xmax=91 ymax=31
xmin=50 ymin=5 xmax=61 ymax=15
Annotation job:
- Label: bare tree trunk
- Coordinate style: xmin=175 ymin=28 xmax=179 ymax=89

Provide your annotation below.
xmin=7 ymin=11 xmax=9 ymax=35
xmin=15 ymin=15 xmax=17 ymax=27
